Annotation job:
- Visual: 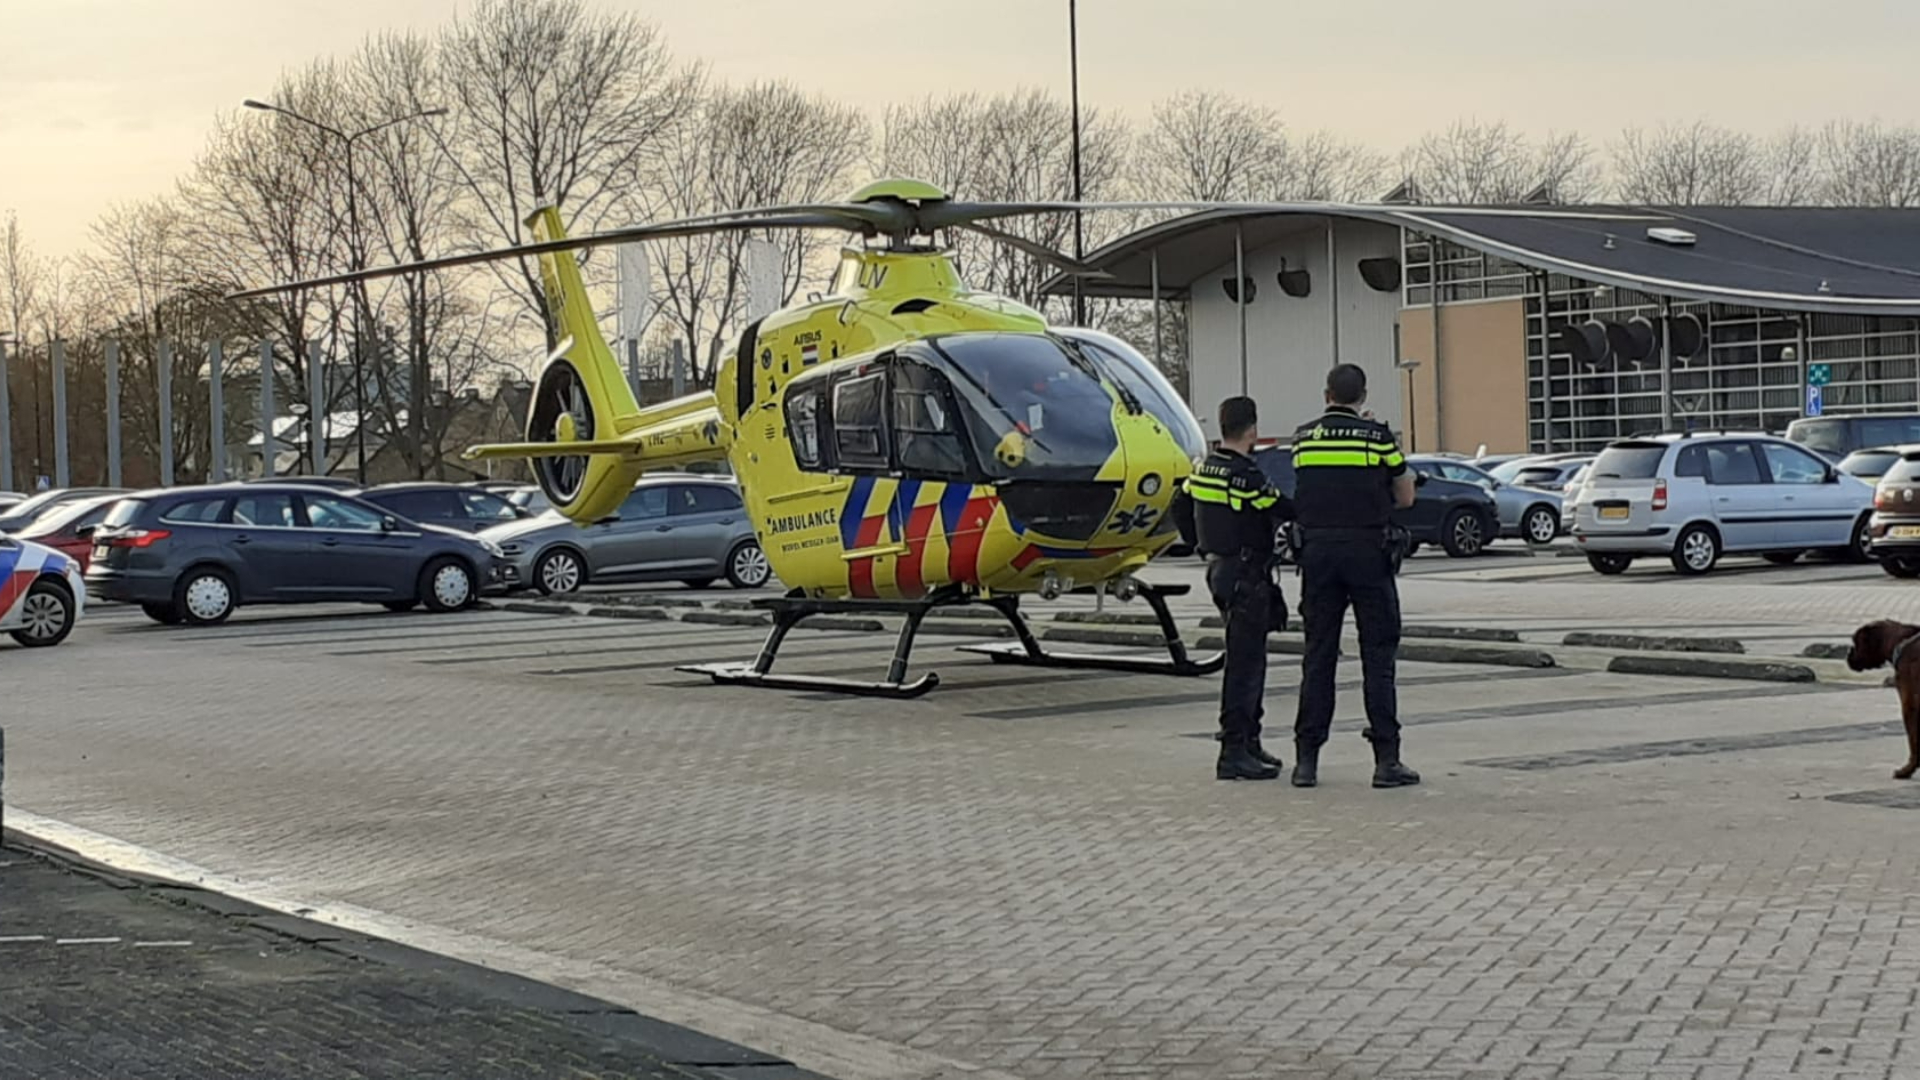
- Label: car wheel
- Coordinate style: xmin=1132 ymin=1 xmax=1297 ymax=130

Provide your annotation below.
xmin=1587 ymin=553 xmax=1633 ymax=576
xmin=725 ymin=539 xmax=772 ymax=589
xmin=1763 ymin=551 xmax=1804 ymax=565
xmin=141 ymin=602 xmax=183 ymax=625
xmin=176 ymin=567 xmax=236 ymax=625
xmin=534 ymin=548 xmax=584 ymax=595
xmin=382 ymin=600 xmax=418 ymax=613
xmin=1440 ymin=509 xmax=1486 ymax=558
xmin=682 ymin=578 xmax=716 ymax=590
xmin=1883 ymin=557 xmax=1920 ymax=579
xmin=1522 ymin=505 xmax=1559 ymax=546
xmin=1670 ymin=524 xmax=1720 ymax=575
xmin=1847 ymin=513 xmax=1876 ymax=563
xmin=421 ymin=557 xmax=477 ymax=613
xmin=9 ymin=579 xmax=75 ymax=647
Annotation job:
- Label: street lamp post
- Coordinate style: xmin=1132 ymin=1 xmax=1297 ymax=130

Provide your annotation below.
xmin=1068 ymin=0 xmax=1085 ymax=327
xmin=242 ymin=98 xmax=446 ymax=484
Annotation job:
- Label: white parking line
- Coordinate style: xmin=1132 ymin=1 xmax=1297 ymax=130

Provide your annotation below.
xmin=131 ymin=940 xmax=194 ymax=948
xmin=0 ymin=935 xmax=48 ymax=943
xmin=54 ymin=937 xmax=122 ymax=945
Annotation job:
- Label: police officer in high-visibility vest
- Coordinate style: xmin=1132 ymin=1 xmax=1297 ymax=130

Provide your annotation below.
xmin=1180 ymin=396 xmax=1294 ymax=781
xmin=1289 ymin=364 xmax=1421 ymax=789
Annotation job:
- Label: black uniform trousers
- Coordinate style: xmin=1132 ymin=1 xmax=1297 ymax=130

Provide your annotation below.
xmin=1205 ymin=555 xmax=1269 ymax=747
xmin=1294 ymin=528 xmax=1402 ymax=751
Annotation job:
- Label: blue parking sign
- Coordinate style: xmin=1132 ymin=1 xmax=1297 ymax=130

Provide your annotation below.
xmin=1807 ymin=384 xmax=1824 ymax=417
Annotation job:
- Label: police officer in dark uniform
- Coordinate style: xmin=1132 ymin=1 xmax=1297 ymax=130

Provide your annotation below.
xmin=1179 ymin=396 xmax=1294 ymax=780
xmin=1289 ymin=364 xmax=1421 ymax=789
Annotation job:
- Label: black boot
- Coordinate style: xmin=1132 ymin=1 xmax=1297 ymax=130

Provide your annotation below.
xmin=1248 ymin=737 xmax=1283 ymax=769
xmin=1369 ymin=736 xmax=1421 ymax=789
xmin=1217 ymin=740 xmax=1280 ymax=781
xmin=1291 ymin=743 xmax=1320 ymax=788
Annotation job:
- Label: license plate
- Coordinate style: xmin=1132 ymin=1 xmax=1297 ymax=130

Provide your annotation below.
xmin=1891 ymin=526 xmax=1920 ymax=539
xmin=1599 ymin=507 xmax=1630 ymax=520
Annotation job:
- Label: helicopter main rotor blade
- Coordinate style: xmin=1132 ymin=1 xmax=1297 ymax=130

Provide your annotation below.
xmin=952 ymin=222 xmax=1112 ymax=278
xmin=225 ymin=209 xmax=891 ymax=300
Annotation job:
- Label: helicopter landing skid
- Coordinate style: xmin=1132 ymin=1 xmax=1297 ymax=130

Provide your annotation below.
xmin=674 ymin=592 xmax=958 ymax=698
xmin=958 ymin=584 xmax=1224 ymax=677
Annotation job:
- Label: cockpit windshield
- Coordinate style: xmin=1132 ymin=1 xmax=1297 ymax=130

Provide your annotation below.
xmin=930 ymin=333 xmax=1121 ymax=482
xmin=1054 ymin=328 xmax=1206 ymax=462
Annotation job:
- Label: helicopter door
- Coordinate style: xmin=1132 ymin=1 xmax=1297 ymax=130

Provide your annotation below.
xmin=830 ymin=370 xmax=890 ymax=472
xmin=890 ymin=359 xmax=972 ymax=480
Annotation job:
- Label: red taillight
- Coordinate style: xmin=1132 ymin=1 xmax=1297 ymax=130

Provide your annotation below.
xmin=105 ymin=528 xmax=170 ymax=549
xmin=1877 ymin=488 xmax=1890 ymax=510
xmin=1652 ymin=479 xmax=1668 ymax=512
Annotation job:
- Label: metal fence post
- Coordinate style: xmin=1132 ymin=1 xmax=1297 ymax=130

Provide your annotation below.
xmin=209 ymin=341 xmax=226 ymax=482
xmin=259 ymin=342 xmax=276 ymax=479
xmin=105 ymin=340 xmax=122 ymax=487
xmin=51 ymin=339 xmax=68 ymax=488
xmin=157 ymin=339 xmax=174 ymax=485
xmin=307 ymin=340 xmax=325 ymax=475
xmin=0 ymin=339 xmax=11 ymax=491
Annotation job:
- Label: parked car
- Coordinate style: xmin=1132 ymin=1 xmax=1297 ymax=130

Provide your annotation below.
xmin=1251 ymin=445 xmax=1499 ymax=558
xmin=506 ymin=487 xmax=552 ymax=515
xmin=1787 ymin=413 xmax=1920 ymax=462
xmin=0 ymin=487 xmax=130 ymax=535
xmin=85 ymin=483 xmax=512 ymax=625
xmin=1867 ymin=450 xmax=1920 ymax=577
xmin=1570 ymin=433 xmax=1876 ymax=575
xmin=11 ymin=493 xmax=125 ymax=570
xmin=0 ymin=490 xmax=26 ymax=510
xmin=0 ymin=535 xmax=86 ymax=647
xmin=1406 ymin=455 xmax=1562 ymax=545
xmin=1838 ymin=444 xmax=1920 ymax=484
xmin=484 ymin=476 xmax=771 ymax=593
xmin=357 ymin=482 xmax=535 ymax=533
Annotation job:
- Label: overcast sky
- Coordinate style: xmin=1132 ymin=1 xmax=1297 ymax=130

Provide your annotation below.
xmin=5 ymin=0 xmax=1917 ymax=256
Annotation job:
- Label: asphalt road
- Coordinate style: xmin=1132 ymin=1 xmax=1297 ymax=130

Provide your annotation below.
xmin=8 ymin=555 xmax=1920 ymax=1080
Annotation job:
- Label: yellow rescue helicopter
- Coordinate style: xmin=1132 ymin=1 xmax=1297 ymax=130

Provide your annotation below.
xmin=233 ymin=180 xmax=1216 ymax=696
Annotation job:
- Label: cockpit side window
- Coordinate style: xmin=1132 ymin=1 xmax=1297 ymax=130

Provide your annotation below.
xmin=832 ymin=372 xmax=889 ymax=470
xmin=891 ymin=360 xmax=972 ymax=480
xmin=786 ymin=381 xmax=827 ymax=471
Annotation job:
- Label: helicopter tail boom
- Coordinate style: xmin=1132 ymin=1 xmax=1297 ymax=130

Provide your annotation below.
xmin=462 ymin=208 xmax=729 ymax=524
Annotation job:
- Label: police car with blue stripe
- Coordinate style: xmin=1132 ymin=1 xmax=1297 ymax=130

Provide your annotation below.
xmin=0 ymin=534 xmax=85 ymax=648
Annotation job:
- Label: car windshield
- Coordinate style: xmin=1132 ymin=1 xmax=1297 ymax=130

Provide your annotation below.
xmin=2 ymin=490 xmax=71 ymax=521
xmin=1490 ymin=459 xmax=1549 ymax=483
xmin=23 ymin=497 xmax=109 ymax=535
xmin=1842 ymin=450 xmax=1903 ymax=477
xmin=931 ymin=333 xmax=1121 ymax=481
xmin=1589 ymin=444 xmax=1669 ymax=480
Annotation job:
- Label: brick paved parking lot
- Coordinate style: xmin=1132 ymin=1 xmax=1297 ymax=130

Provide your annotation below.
xmin=9 ymin=560 xmax=1920 ymax=1079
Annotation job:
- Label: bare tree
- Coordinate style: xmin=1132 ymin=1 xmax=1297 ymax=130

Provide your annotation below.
xmin=1763 ymin=127 xmax=1822 ymax=206
xmin=1818 ymin=120 xmax=1920 ymax=207
xmin=645 ymin=80 xmax=870 ymax=383
xmin=1613 ymin=121 xmax=1769 ymax=205
xmin=1136 ymin=90 xmax=1287 ymax=201
xmin=1399 ymin=119 xmax=1603 ymax=203
xmin=437 ymin=0 xmax=701 ymax=338
xmin=878 ymin=89 xmax=1131 ymax=307
xmin=1280 ymin=130 xmax=1391 ymax=201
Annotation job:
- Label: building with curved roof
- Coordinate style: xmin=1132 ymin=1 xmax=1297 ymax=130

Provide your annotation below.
xmin=1042 ymin=205 xmax=1920 ymax=454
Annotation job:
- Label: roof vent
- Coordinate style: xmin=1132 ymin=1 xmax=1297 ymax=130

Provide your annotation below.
xmin=1647 ymin=226 xmax=1697 ymax=247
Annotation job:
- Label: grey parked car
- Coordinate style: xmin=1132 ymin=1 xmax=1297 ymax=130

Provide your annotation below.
xmin=484 ymin=476 xmax=772 ymax=594
xmin=1407 ymin=456 xmax=1563 ymax=545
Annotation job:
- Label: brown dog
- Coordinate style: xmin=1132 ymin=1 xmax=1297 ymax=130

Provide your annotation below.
xmin=1848 ymin=619 xmax=1920 ymax=778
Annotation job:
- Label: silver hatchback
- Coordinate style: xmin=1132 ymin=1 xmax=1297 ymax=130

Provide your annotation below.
xmin=483 ymin=477 xmax=772 ymax=594
xmin=1569 ymin=433 xmax=1877 ymax=575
